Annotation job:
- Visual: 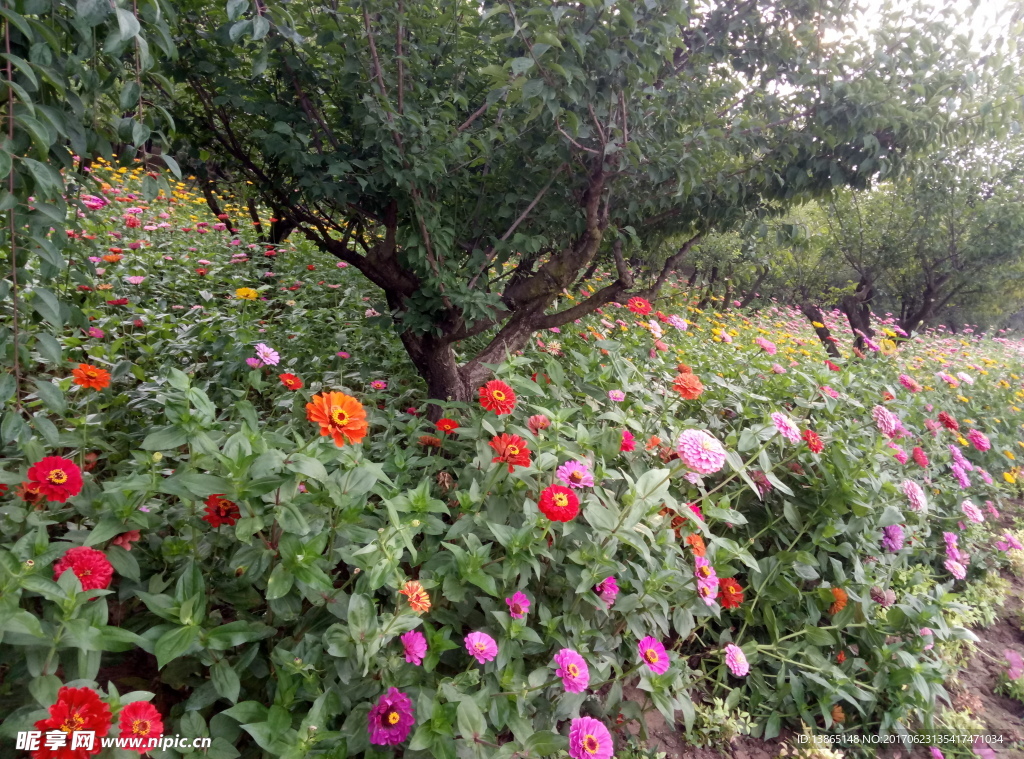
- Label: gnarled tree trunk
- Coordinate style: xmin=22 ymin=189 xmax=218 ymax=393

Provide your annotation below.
xmin=839 ymin=275 xmax=874 ymax=349
xmin=800 ymin=302 xmax=841 ymax=358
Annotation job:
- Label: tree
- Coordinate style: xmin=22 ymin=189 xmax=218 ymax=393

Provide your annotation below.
xmin=167 ymin=0 xmax=1021 ymax=408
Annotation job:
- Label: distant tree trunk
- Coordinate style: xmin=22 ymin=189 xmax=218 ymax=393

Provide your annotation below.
xmin=899 ymin=278 xmax=948 ymax=335
xmin=800 ymin=302 xmax=841 ymax=358
xmin=739 ymin=266 xmax=769 ymax=308
xmin=839 ymin=275 xmax=874 ymax=349
xmin=201 ymin=182 xmax=234 ymax=232
xmin=697 ymin=266 xmax=718 ymax=309
xmin=687 ymin=267 xmax=699 ymax=286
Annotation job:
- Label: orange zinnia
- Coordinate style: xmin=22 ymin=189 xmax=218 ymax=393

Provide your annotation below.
xmin=305 ymin=391 xmax=368 ymax=447
xmin=102 ymin=253 xmax=123 ymax=263
xmin=400 ymin=580 xmax=431 ymax=613
xmin=672 ymin=372 xmax=704 ymax=400
xmin=684 ymin=533 xmax=706 ymax=557
xmin=829 ymin=587 xmax=848 ymax=615
xmin=72 ymin=363 xmax=111 ymax=391
xmin=418 ymin=435 xmax=442 ymax=448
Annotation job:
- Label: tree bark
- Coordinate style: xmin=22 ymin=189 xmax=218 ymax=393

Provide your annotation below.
xmin=800 ymin=302 xmax=841 ymax=358
xmin=839 ymin=275 xmax=874 ymax=349
xmin=697 ymin=266 xmax=718 ymax=309
xmin=739 ymin=266 xmax=769 ymax=308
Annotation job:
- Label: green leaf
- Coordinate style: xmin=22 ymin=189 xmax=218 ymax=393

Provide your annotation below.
xmin=30 ymin=288 xmax=62 ymax=328
xmin=32 ymin=380 xmax=65 ymax=413
xmin=284 ymin=453 xmax=328 ymax=483
xmin=456 ymin=698 xmax=487 ymax=741
xmin=76 ymin=0 xmax=109 ymax=25
xmin=523 ymin=730 xmax=567 ymax=756
xmin=154 ymin=625 xmax=200 ymax=669
xmin=205 ymin=621 xmax=276 ymax=650
xmin=115 ymin=7 xmax=141 ymax=41
xmin=226 ymin=0 xmax=248 ymax=21
xmin=211 ymin=659 xmax=241 ymax=703
xmin=141 ymin=426 xmax=188 ymax=451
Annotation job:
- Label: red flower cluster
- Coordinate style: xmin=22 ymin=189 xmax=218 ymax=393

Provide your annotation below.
xmin=489 ymin=434 xmax=531 ymax=472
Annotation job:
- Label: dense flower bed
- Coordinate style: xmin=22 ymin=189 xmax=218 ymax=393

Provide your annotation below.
xmin=1 ymin=160 xmax=1024 ymax=757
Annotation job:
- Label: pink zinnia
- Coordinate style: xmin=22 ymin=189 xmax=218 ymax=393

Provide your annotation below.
xmin=88 ymin=327 xmax=104 ymax=339
xmin=770 ymin=412 xmax=801 ymax=444
xmin=960 ymin=499 xmax=984 ymax=524
xmin=694 ymin=555 xmax=719 ymax=607
xmin=901 ymin=480 xmax=927 ymax=512
xmin=506 ymin=591 xmax=530 ymax=619
xmin=554 ymin=649 xmax=590 ymax=693
xmin=620 ymin=429 xmax=636 ymax=452
xmin=370 ymin=380 xmax=387 ymax=390
xmin=820 ymin=385 xmax=839 ymax=399
xmin=607 ymin=389 xmax=625 ymax=402
xmin=724 ymin=643 xmax=749 ymax=676
xmin=995 ymin=532 xmax=1023 ymax=552
xmin=912 ymin=447 xmax=929 ymax=467
xmin=676 ymin=429 xmax=727 ymax=474
xmin=637 ymin=636 xmax=670 ymax=675
xmin=595 ymin=577 xmax=618 ymax=609
xmin=756 ymin=337 xmax=777 ymax=355
xmin=966 ymin=429 xmax=990 ymax=452
xmin=944 ymin=559 xmax=967 ymax=580
xmin=464 ymin=631 xmax=498 ymax=664
xmin=1005 ymin=649 xmax=1024 ymax=680
xmin=556 ymin=460 xmax=594 ymax=489
xmin=367 ymin=687 xmax=415 ymax=745
xmin=871 ymin=405 xmax=899 ymax=438
xmin=254 ymin=343 xmax=279 ymax=366
xmin=126 ymin=275 xmax=146 ymax=284
xmin=898 ymin=374 xmax=922 ymax=392
xmin=568 ymin=717 xmax=614 ymax=759
xmin=400 ymin=631 xmax=427 ymax=666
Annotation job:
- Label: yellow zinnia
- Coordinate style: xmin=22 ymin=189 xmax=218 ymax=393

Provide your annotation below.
xmin=235 ymin=287 xmax=259 ymax=300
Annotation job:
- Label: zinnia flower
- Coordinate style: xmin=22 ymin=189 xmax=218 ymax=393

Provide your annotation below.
xmin=960 ymin=499 xmax=984 ymax=523
xmin=538 ymin=485 xmax=579 ymax=522
xmin=490 ymin=434 xmax=531 ymax=472
xmin=770 ymin=412 xmax=800 ymax=444
xmin=676 ymin=430 xmax=726 ymax=474
xmin=71 ymin=363 xmax=112 ymax=391
xmin=620 ymin=429 xmax=636 ymax=452
xmin=828 ymin=587 xmax=848 ymax=615
xmin=306 ymin=391 xmax=368 ymax=447
xmin=110 ymin=530 xmax=141 ymax=551
xmin=464 ymin=631 xmax=498 ymax=663
xmin=901 ymin=480 xmax=927 ymax=512
xmin=595 ymin=577 xmax=618 ymax=609
xmin=938 ymin=411 xmax=959 ymax=431
xmin=637 ymin=636 xmax=670 ymax=674
xmin=33 ymin=686 xmax=112 ymax=757
xmin=27 ymin=456 xmax=83 ymax=502
xmin=945 ymin=559 xmax=967 ymax=580
xmin=554 ymin=648 xmax=590 ymax=693
xmin=568 ymin=717 xmax=614 ymax=759
xmin=626 ymin=297 xmax=652 ymax=315
xmin=118 ymin=701 xmax=164 ymax=752
xmin=672 ymin=372 xmax=704 ymax=399
xmin=898 ymin=374 xmax=922 ymax=392
xmin=400 ymin=580 xmax=431 ymax=613
xmin=881 ymin=524 xmax=905 ymax=552
xmin=912 ymin=447 xmax=929 ymax=467
xmin=203 ymin=494 xmax=241 ymax=527
xmin=279 ymin=373 xmax=303 ymax=390
xmin=479 ymin=380 xmax=516 ymax=414
xmin=53 ymin=546 xmax=114 ymax=592
xmin=871 ymin=405 xmax=899 ymax=438
xmin=724 ymin=644 xmax=749 ymax=676
xmin=400 ymin=630 xmax=427 ymax=665
xmin=235 ymin=287 xmax=258 ymax=300
xmin=685 ymin=533 xmax=706 ymax=557
xmin=556 ymin=460 xmax=594 ymax=488
xmin=527 ymin=414 xmax=550 ymax=435
xmin=367 ymin=687 xmax=415 ymax=745
xmin=967 ymin=429 xmax=990 ymax=452
xmin=436 ymin=418 xmax=459 ymax=435
xmin=718 ymin=578 xmax=744 ymax=609
xmin=254 ymin=343 xmax=279 ymax=366
xmin=607 ymin=389 xmax=625 ymax=402
xmin=506 ymin=591 xmax=530 ymax=618
xmin=801 ymin=429 xmax=823 ymax=453
xmin=370 ymin=380 xmax=387 ymax=390
xmin=694 ymin=555 xmax=719 ymax=606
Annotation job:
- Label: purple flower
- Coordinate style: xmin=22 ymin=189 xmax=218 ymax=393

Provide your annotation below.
xmin=367 ymin=687 xmax=415 ymax=745
xmin=554 ymin=649 xmax=590 ymax=693
xmin=694 ymin=555 xmax=719 ymax=607
xmin=724 ymin=644 xmax=749 ymax=677
xmin=246 ymin=357 xmax=263 ymax=369
xmin=637 ymin=636 xmax=670 ymax=675
xmin=951 ymin=463 xmax=971 ymax=489
xmin=556 ymin=460 xmax=594 ymax=489
xmin=464 ymin=631 xmax=498 ymax=664
xmin=930 ymin=748 xmax=945 ymax=759
xmin=254 ymin=343 xmax=279 ymax=366
xmin=595 ymin=577 xmax=618 ymax=609
xmin=505 ymin=591 xmax=530 ymax=619
xmin=400 ymin=630 xmax=427 ymax=665
xmin=568 ymin=717 xmax=613 ymax=759
xmin=1005 ymin=649 xmax=1024 ymax=680
xmin=676 ymin=429 xmax=727 ymax=474
xmin=881 ymin=524 xmax=905 ymax=553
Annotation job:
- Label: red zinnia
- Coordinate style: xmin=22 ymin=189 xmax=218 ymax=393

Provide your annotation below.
xmin=53 ymin=546 xmax=114 ymax=592
xmin=718 ymin=578 xmax=745 ymax=609
xmin=33 ymin=686 xmax=111 ymax=759
xmin=802 ymin=429 xmax=824 ymax=453
xmin=27 ymin=456 xmax=84 ymax=502
xmin=435 ymin=418 xmax=459 ymax=435
xmin=825 ymin=360 xmax=840 ymax=372
xmin=479 ymin=380 xmax=516 ymax=415
xmin=489 ymin=433 xmax=531 ymax=472
xmin=279 ymin=373 xmax=303 ymax=390
xmin=203 ymin=494 xmax=241 ymax=527
xmin=106 ymin=298 xmax=129 ymax=306
xmin=938 ymin=412 xmax=959 ymax=431
xmin=118 ymin=701 xmax=164 ymax=752
xmin=627 ymin=296 xmax=652 ymax=315
xmin=538 ymin=484 xmax=579 ymax=522
xmin=912 ymin=447 xmax=929 ymax=467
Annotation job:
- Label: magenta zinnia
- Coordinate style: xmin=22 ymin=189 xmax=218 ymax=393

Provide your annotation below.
xmin=595 ymin=577 xmax=618 ymax=609
xmin=724 ymin=643 xmax=749 ymax=676
xmin=554 ymin=649 xmax=591 ymax=693
xmin=506 ymin=591 xmax=530 ymax=619
xmin=465 ymin=631 xmax=498 ymax=663
xmin=400 ymin=631 xmax=427 ymax=666
xmin=637 ymin=636 xmax=670 ymax=675
xmin=367 ymin=687 xmax=415 ymax=745
xmin=568 ymin=716 xmax=614 ymax=759
xmin=901 ymin=480 xmax=927 ymax=512
xmin=675 ymin=429 xmax=726 ymax=474
xmin=556 ymin=460 xmax=594 ymax=489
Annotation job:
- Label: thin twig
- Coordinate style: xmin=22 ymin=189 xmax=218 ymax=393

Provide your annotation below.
xmin=5 ymin=11 xmax=20 ymax=412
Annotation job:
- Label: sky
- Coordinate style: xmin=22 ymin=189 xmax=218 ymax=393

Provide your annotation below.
xmin=845 ymin=0 xmax=1019 ymax=50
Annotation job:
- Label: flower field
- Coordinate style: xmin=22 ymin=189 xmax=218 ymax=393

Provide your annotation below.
xmin=3 ymin=161 xmax=1024 ymax=757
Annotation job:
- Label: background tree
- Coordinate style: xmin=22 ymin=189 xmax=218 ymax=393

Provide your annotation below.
xmin=168 ymin=0 xmax=1022 ymax=407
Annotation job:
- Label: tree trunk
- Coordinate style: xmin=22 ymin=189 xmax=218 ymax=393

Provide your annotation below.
xmin=201 ymin=182 xmax=234 ymax=232
xmin=899 ymin=282 xmax=939 ymax=335
xmin=697 ymin=266 xmax=718 ymax=309
xmin=739 ymin=266 xmax=769 ymax=308
xmin=839 ymin=276 xmax=874 ymax=349
xmin=800 ymin=302 xmax=841 ymax=358
xmin=400 ymin=331 xmax=473 ymax=418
